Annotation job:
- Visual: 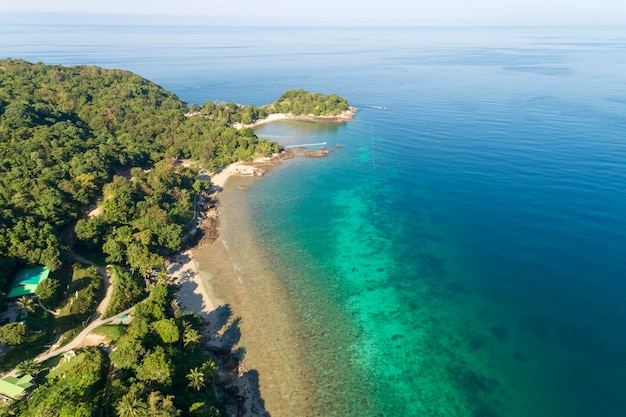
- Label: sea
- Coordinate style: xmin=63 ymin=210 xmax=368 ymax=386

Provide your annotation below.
xmin=2 ymin=22 xmax=626 ymax=417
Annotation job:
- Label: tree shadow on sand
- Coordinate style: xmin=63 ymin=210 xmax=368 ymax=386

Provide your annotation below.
xmin=203 ymin=304 xmax=270 ymax=417
xmin=169 ymin=253 xmax=269 ymax=416
xmin=167 ymin=252 xmax=190 ymax=276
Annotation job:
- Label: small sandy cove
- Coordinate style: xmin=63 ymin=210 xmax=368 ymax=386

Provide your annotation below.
xmin=168 ymin=160 xmax=259 ymax=317
xmin=209 ymin=162 xmax=263 ymax=189
xmin=168 ymin=250 xmax=215 ymax=318
xmin=232 ymin=108 xmax=357 ymax=130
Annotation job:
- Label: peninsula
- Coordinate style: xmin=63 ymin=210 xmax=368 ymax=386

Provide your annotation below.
xmin=185 ymin=88 xmax=357 ymax=129
xmin=0 ymin=59 xmax=353 ymax=416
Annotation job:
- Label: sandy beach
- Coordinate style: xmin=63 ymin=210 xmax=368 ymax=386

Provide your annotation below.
xmin=169 ymin=158 xmax=313 ymax=417
xmin=192 ymin=175 xmax=316 ymax=417
xmin=170 ymin=244 xmax=275 ymax=417
xmin=168 ymin=250 xmax=217 ymax=319
xmin=209 ymin=161 xmax=264 ymax=189
xmin=170 ymin=152 xmax=290 ymax=321
xmin=232 ymin=108 xmax=357 ymax=130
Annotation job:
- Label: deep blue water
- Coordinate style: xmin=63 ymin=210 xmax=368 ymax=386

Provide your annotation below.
xmin=2 ymin=23 xmax=626 ymax=416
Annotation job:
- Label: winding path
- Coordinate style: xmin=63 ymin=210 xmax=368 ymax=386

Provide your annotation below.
xmin=31 ymin=252 xmax=120 ymax=364
xmin=35 ymin=298 xmax=58 ymax=316
xmin=34 ymin=305 xmax=135 ymax=364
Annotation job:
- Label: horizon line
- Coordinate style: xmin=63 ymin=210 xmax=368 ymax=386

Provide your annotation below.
xmin=1 ymin=11 xmax=625 ymax=27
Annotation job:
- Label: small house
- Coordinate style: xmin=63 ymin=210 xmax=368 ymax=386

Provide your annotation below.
xmin=0 ymin=374 xmax=34 ymax=401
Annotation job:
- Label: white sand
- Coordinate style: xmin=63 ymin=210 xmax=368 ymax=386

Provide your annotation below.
xmin=209 ymin=162 xmax=263 ymax=189
xmin=232 ymin=113 xmax=290 ymax=130
xmin=169 ymin=250 xmax=216 ymax=319
xmin=232 ymin=108 xmax=356 ymax=130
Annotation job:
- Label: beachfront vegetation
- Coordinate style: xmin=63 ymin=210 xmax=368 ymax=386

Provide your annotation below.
xmin=4 ymin=284 xmax=223 ymax=417
xmin=200 ymin=100 xmax=269 ymax=124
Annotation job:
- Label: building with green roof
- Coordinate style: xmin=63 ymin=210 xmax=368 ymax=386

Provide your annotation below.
xmin=0 ymin=374 xmax=34 ymax=400
xmin=7 ymin=266 xmax=50 ymax=299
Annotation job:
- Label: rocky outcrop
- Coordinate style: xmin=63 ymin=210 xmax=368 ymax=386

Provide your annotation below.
xmin=302 ymin=149 xmax=331 ymax=158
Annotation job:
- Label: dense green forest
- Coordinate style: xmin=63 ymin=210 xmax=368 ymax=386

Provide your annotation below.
xmin=269 ymin=88 xmax=350 ymax=116
xmin=0 ymin=58 xmax=279 ymax=290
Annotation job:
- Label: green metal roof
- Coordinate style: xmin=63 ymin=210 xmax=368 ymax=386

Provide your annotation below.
xmin=0 ymin=375 xmax=34 ymax=399
xmin=7 ymin=266 xmax=50 ymax=298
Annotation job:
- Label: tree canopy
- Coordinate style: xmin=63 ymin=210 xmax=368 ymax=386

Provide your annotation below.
xmin=269 ymin=88 xmax=350 ymax=116
xmin=0 ymin=59 xmax=280 ymax=289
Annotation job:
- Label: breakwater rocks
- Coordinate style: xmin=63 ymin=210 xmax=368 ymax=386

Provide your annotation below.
xmin=288 ymin=146 xmax=332 ymax=158
xmin=302 ymin=149 xmax=331 ymax=158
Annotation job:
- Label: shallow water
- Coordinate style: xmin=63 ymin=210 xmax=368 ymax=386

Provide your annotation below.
xmin=193 ymin=174 xmax=318 ymax=416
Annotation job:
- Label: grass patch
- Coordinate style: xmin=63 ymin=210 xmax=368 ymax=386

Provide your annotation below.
xmin=92 ymin=324 xmax=127 ymax=342
xmin=56 ymin=264 xmax=102 ymax=333
xmin=46 ymin=349 xmax=90 ymax=379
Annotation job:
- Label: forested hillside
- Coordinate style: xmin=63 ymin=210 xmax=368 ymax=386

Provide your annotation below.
xmin=0 ymin=59 xmax=279 ymax=290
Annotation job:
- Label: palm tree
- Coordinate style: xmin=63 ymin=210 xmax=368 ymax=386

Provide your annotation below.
xmin=186 ymin=367 xmax=205 ymax=392
xmin=116 ymin=394 xmax=148 ymax=417
xmin=16 ymin=359 xmax=42 ymax=376
xmin=182 ymin=327 xmax=201 ymax=352
xmin=201 ymin=358 xmax=219 ymax=384
xmin=16 ymin=295 xmax=36 ymax=314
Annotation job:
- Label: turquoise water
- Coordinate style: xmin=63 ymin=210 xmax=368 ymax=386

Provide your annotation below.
xmin=3 ymin=23 xmax=626 ymax=416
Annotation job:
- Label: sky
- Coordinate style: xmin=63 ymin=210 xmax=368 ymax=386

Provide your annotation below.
xmin=1 ymin=0 xmax=625 ymax=25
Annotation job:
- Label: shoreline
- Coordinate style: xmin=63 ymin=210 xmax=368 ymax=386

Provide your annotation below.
xmin=170 ymin=109 xmax=344 ymax=415
xmin=169 ymin=149 xmax=293 ymax=316
xmin=232 ymin=107 xmax=358 ymax=130
xmin=168 ymin=250 xmax=218 ymax=320
xmin=192 ymin=174 xmax=315 ymax=417
xmin=171 ymin=151 xmax=311 ymax=416
xmin=207 ymin=150 xmax=296 ymax=191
